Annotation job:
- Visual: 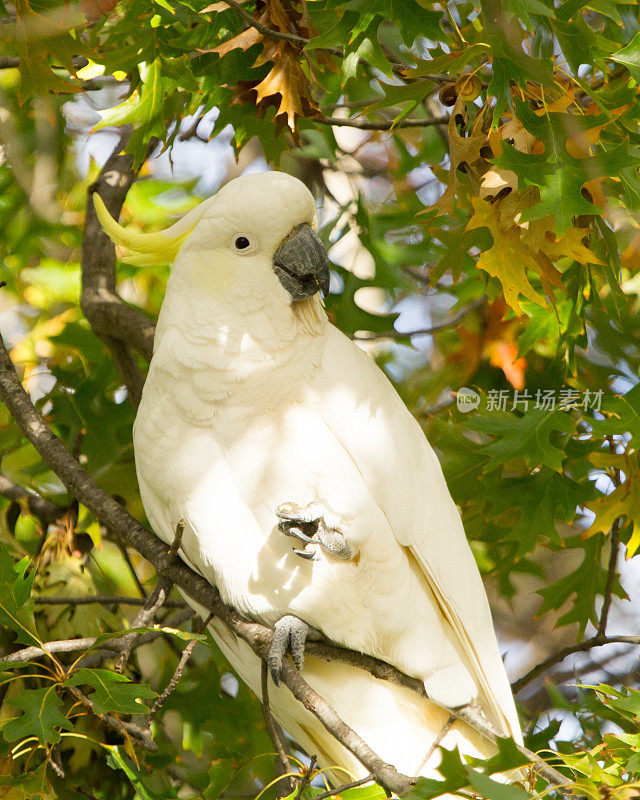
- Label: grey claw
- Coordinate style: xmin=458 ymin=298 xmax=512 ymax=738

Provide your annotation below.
xmin=293 ymin=548 xmax=316 ymax=560
xmin=277 ymin=502 xmax=353 ymax=562
xmin=268 ymin=616 xmax=309 ymax=686
xmin=278 ymin=520 xmax=315 ymax=544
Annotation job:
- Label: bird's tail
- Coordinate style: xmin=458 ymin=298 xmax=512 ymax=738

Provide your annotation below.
xmin=206 ymin=617 xmax=523 ymax=794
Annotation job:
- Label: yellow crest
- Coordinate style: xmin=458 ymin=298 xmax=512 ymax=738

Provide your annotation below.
xmin=93 ymin=194 xmax=213 ymax=266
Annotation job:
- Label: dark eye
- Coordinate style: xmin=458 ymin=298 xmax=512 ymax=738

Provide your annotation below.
xmin=235 ymin=236 xmax=250 ymax=250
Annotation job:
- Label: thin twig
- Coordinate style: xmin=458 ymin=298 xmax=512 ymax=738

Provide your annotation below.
xmin=353 ymin=296 xmax=487 ymax=341
xmin=511 ymin=634 xmax=640 ymax=694
xmin=597 ymin=515 xmax=623 ymax=639
xmin=118 ymin=544 xmax=148 ymax=599
xmin=597 ymin=446 xmax=623 ymax=639
xmin=416 ymin=714 xmax=455 ymax=774
xmin=67 ymin=685 xmax=157 ymax=750
xmin=213 ymin=0 xmax=341 ymax=55
xmin=261 ymin=660 xmax=294 ymax=793
xmin=319 ymin=115 xmax=449 ymax=131
xmin=149 ymin=612 xmax=213 ymax=719
xmin=34 ymin=595 xmax=186 ymax=607
xmin=114 ymin=581 xmax=171 ymax=673
xmin=294 ymin=755 xmax=316 ymax=800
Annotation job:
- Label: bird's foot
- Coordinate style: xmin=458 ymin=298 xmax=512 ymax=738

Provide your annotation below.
xmin=276 ymin=502 xmax=353 ymax=561
xmin=268 ymin=615 xmax=309 ymax=686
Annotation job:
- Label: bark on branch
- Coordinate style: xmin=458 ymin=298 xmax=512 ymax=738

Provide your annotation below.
xmin=81 ymin=149 xmax=156 ymax=399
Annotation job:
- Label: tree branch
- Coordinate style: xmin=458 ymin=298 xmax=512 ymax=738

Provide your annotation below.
xmin=353 ymin=296 xmax=487 ymax=341
xmin=81 ymin=148 xmax=156 ymax=385
xmin=33 ymin=595 xmax=186 ymax=607
xmin=261 ymin=660 xmax=295 ymax=794
xmin=511 ymin=633 xmax=640 ymax=694
xmin=114 ymin=581 xmax=171 ymax=673
xmin=2 ymin=614 xmax=193 ymax=664
xmin=597 ymin=516 xmax=622 ymax=639
xmin=319 ymin=115 xmax=450 ymax=131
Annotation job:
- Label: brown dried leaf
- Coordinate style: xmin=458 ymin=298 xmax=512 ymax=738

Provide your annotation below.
xmin=431 ymin=98 xmax=489 ymax=214
xmin=210 ymin=27 xmax=263 ymax=58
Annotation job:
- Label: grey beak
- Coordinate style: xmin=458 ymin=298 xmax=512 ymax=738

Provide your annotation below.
xmin=273 ymin=223 xmax=331 ymax=301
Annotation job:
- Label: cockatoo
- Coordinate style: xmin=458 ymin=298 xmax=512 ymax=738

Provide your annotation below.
xmin=95 ymin=171 xmax=522 ymax=786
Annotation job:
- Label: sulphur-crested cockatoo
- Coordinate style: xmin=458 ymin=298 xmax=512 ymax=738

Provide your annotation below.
xmin=95 ymin=171 xmax=522 ymax=784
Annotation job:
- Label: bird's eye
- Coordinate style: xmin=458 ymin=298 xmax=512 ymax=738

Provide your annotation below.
xmin=234 ymin=236 xmax=250 ymax=250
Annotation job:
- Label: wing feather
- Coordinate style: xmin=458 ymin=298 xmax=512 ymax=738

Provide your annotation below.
xmin=317 ymin=327 xmax=522 ymax=742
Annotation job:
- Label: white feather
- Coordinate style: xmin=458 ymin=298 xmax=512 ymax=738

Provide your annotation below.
xmin=130 ymin=171 xmax=523 ymax=788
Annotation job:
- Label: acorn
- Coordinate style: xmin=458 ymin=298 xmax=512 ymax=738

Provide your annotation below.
xmin=438 ymin=83 xmax=458 ymax=107
xmin=455 ymin=74 xmax=481 ymax=102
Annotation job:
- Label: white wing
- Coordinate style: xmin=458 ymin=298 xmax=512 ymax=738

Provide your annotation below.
xmin=315 ymin=325 xmax=522 ymax=742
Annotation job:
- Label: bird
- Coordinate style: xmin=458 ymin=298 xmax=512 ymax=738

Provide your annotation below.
xmin=94 ymin=170 xmax=523 ymax=787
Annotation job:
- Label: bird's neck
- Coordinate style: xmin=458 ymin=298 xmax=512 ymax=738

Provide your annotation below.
xmin=149 ymin=283 xmax=327 ymax=421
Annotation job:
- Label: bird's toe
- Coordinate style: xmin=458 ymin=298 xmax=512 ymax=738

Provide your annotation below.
xmin=268 ymin=615 xmax=309 ymax=685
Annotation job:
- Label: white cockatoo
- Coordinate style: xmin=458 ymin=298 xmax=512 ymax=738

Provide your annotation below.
xmin=95 ymin=171 xmax=522 ymax=786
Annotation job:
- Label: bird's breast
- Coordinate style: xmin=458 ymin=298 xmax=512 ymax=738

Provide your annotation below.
xmin=134 ymin=383 xmax=392 ymax=646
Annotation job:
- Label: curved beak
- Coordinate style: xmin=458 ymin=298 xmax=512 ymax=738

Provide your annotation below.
xmin=273 ymin=224 xmax=330 ymax=301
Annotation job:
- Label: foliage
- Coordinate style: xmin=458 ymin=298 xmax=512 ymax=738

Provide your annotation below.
xmin=0 ymin=0 xmax=639 ymax=798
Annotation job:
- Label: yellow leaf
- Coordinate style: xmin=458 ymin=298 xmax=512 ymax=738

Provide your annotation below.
xmin=10 ymin=309 xmax=77 ymax=384
xmin=466 ymin=197 xmax=546 ymax=314
xmin=540 ymin=226 xmax=604 ymax=266
xmin=585 ymin=452 xmax=640 ymax=558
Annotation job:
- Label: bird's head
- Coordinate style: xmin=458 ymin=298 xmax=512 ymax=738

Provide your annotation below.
xmin=94 ymin=171 xmax=330 ymax=305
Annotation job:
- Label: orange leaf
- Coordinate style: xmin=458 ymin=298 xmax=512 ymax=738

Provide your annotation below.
xmin=209 ymin=27 xmax=263 ymax=57
xmin=487 ymin=341 xmax=526 ymax=390
xmin=622 ymin=231 xmax=640 ymax=272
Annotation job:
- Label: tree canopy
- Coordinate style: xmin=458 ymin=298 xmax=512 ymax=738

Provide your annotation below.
xmin=1 ymin=1 xmax=640 ymax=799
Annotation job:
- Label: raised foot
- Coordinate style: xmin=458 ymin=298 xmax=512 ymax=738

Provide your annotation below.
xmin=276 ymin=502 xmax=353 ymax=561
xmin=268 ymin=615 xmax=309 ymax=686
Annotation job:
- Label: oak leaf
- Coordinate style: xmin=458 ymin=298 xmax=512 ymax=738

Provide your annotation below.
xmin=431 ymin=98 xmax=489 ymax=214
xmin=585 ymin=451 xmax=640 ymax=557
xmin=206 ymin=0 xmax=319 ymax=133
xmin=466 ymin=196 xmax=547 ymax=313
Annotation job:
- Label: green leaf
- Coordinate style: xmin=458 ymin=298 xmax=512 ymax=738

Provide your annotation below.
xmin=0 ymin=544 xmax=40 ymax=647
xmin=390 ymin=0 xmax=443 ymax=45
xmin=537 ymin=533 xmax=623 ymax=635
xmin=2 ymin=686 xmax=72 ymax=745
xmin=465 ymin=770 xmax=532 ymax=800
xmin=590 ymin=384 xmax=640 ymax=443
xmin=492 ymin=143 xmax=554 ymax=185
xmin=204 ymin=758 xmax=244 ymax=799
xmin=611 ymin=31 xmax=640 ymax=81
xmin=464 ymin=408 xmax=575 ymax=471
xmin=66 ymin=668 xmax=156 ymax=714
xmin=107 ymin=745 xmax=178 ymax=800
